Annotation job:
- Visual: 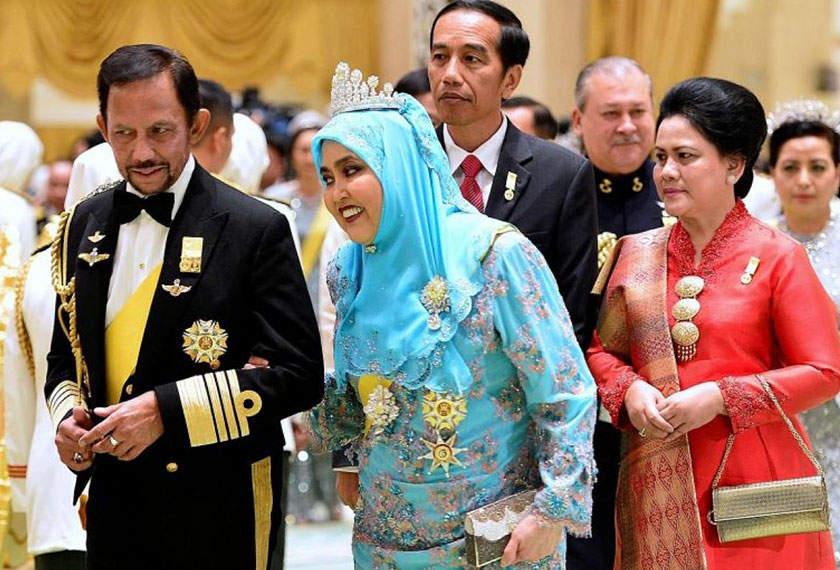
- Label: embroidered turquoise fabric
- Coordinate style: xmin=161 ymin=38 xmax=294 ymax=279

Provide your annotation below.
xmin=312 ymin=94 xmax=509 ymax=395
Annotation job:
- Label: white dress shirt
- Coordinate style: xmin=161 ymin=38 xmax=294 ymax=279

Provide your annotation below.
xmin=443 ymin=115 xmax=509 ymax=207
xmin=105 ymin=156 xmax=194 ymax=326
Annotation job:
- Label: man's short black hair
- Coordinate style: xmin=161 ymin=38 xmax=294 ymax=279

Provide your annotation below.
xmin=395 ymin=68 xmax=431 ymax=97
xmin=430 ymin=0 xmax=530 ymax=71
xmin=503 ymin=95 xmax=559 ymax=139
xmin=97 ymin=44 xmax=201 ymax=124
xmin=198 ymin=78 xmax=234 ymax=131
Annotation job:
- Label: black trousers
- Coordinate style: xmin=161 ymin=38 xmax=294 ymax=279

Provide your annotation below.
xmin=35 ymin=551 xmax=86 ymax=570
xmin=566 ymin=420 xmax=622 ymax=570
xmin=85 ymin=451 xmax=284 ymax=570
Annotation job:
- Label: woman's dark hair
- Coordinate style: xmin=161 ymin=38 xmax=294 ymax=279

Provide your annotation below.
xmin=395 ymin=68 xmax=432 ymax=97
xmin=769 ymin=121 xmax=840 ymax=167
xmin=657 ymin=77 xmax=766 ymax=199
xmin=430 ymin=0 xmax=530 ymax=71
xmin=97 ymin=44 xmax=200 ymax=124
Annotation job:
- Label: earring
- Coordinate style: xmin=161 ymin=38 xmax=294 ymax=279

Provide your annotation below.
xmin=726 ymin=174 xmax=737 ymax=185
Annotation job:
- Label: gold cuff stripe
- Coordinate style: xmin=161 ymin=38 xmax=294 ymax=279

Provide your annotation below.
xmin=203 ymin=373 xmax=229 ymax=443
xmin=176 ymin=371 xmax=264 ymax=447
xmin=176 ymin=375 xmax=219 ymax=447
xmin=251 ymin=457 xmax=272 ymax=570
xmin=48 ymin=380 xmax=82 ymax=428
xmin=215 ymin=371 xmax=241 ymax=440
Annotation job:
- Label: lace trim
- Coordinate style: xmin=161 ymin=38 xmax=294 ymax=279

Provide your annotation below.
xmin=717 ymin=375 xmax=773 ymax=433
xmin=669 ymin=200 xmax=751 ymax=279
xmin=599 ymin=369 xmax=639 ymax=427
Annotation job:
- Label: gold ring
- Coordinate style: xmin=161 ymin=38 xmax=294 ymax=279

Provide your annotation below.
xmin=638 ymin=427 xmax=647 ymax=438
xmin=109 ymin=435 xmax=120 ymax=447
xmin=73 ymin=452 xmax=85 ymax=464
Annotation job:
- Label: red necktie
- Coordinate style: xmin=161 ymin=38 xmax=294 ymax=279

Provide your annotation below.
xmin=460 ymin=155 xmax=484 ymax=213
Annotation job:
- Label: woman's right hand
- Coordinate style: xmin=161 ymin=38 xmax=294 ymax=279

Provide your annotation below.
xmin=336 ymin=471 xmax=360 ymax=507
xmin=624 ymin=380 xmax=674 ymax=439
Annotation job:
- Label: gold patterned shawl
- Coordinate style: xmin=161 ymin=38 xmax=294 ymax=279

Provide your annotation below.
xmin=596 ymin=227 xmax=708 ymax=570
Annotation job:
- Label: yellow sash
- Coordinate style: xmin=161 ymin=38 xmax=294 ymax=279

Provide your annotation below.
xmin=104 ymin=265 xmax=162 ymax=405
xmin=300 ymin=202 xmax=331 ymax=279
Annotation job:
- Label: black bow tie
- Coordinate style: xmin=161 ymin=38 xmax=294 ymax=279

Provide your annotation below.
xmin=114 ymin=190 xmax=174 ymax=227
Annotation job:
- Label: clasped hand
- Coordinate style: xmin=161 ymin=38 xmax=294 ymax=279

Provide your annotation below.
xmin=624 ymin=380 xmax=726 ymax=441
xmin=55 ymin=391 xmax=164 ymax=470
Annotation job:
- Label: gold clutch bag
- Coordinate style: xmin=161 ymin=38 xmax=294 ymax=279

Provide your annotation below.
xmin=464 ymin=489 xmax=536 ymax=567
xmin=707 ymin=374 xmax=830 ymax=543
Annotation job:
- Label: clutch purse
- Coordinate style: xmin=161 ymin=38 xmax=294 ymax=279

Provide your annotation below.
xmin=464 ymin=489 xmax=536 ymax=567
xmin=707 ymin=374 xmax=830 ymax=543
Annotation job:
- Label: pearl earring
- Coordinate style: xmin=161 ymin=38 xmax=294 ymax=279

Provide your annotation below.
xmin=727 ymin=174 xmax=737 ymax=185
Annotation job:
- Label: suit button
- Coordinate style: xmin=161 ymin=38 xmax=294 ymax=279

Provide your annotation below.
xmin=125 ymin=384 xmax=133 ymax=395
xmin=166 ymin=462 xmax=178 ymax=473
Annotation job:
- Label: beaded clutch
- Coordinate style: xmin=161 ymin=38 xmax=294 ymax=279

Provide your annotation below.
xmin=707 ymin=374 xmax=830 ymax=543
xmin=464 ymin=489 xmax=536 ymax=567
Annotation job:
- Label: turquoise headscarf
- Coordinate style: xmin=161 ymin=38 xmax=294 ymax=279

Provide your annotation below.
xmin=312 ymin=94 xmax=510 ymax=395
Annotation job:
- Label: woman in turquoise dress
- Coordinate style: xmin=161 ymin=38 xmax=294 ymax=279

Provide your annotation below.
xmin=307 ymin=63 xmax=597 ymax=569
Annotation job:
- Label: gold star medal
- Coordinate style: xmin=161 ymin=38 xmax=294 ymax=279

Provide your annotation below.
xmin=183 ymin=319 xmax=228 ymax=369
xmin=422 ymin=392 xmax=467 ymax=433
xmin=179 ymin=237 xmax=203 ymax=273
xmin=420 ymin=433 xmax=466 ymax=477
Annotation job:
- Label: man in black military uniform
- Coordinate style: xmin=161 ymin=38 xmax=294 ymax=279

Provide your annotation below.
xmin=567 ymin=56 xmax=664 ymax=570
xmin=46 ymin=44 xmax=323 ymax=570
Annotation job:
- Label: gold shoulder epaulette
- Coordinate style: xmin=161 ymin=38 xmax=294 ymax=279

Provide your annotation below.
xmin=592 ymin=233 xmax=622 ymax=295
xmin=78 ymin=179 xmax=123 ymax=205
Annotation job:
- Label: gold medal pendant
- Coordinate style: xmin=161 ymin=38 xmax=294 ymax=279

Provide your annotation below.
xmin=421 ymin=434 xmax=466 ymax=477
xmin=671 ymin=276 xmax=704 ymax=362
xmin=182 ymin=319 xmax=228 ymax=369
xmin=422 ymin=391 xmax=467 ymax=432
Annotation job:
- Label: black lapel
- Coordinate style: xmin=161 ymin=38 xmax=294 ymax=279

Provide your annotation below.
xmin=133 ymin=165 xmax=229 ymax=378
xmin=484 ymin=124 xmax=533 ymax=221
xmin=74 ymin=189 xmax=121 ymax=405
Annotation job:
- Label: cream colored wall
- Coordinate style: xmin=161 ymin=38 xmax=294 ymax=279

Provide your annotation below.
xmin=706 ymin=0 xmax=833 ymax=110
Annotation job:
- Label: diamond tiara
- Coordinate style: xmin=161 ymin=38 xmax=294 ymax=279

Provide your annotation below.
xmin=329 ymin=62 xmax=401 ymax=116
xmin=766 ymin=99 xmax=840 ymax=136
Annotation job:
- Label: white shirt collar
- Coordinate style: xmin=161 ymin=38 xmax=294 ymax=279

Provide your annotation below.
xmin=444 ymin=115 xmax=508 ymax=176
xmin=125 ymin=154 xmax=195 ymax=219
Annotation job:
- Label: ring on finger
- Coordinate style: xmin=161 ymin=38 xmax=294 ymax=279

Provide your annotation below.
xmin=638 ymin=427 xmax=647 ymax=438
xmin=109 ymin=435 xmax=120 ymax=448
xmin=73 ymin=452 xmax=85 ymax=464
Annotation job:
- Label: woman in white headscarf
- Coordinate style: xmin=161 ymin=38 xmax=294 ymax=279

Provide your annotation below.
xmin=0 ymin=121 xmax=42 ymax=261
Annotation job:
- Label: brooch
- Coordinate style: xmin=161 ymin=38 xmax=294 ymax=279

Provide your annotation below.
xmin=162 ymin=279 xmax=192 ymax=297
xmin=87 ymin=231 xmax=106 ymax=243
xmin=420 ymin=433 xmax=466 ymax=477
xmin=740 ymin=256 xmax=760 ymax=285
xmin=78 ymin=247 xmax=110 ymax=267
xmin=182 ymin=320 xmax=228 ymax=369
xmin=420 ymin=276 xmax=450 ymax=330
xmin=363 ymin=384 xmax=399 ymax=437
xmin=422 ymin=391 xmax=467 ymax=433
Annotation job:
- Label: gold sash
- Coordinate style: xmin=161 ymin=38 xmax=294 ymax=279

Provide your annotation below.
xmin=104 ymin=265 xmax=162 ymax=405
xmin=597 ymin=228 xmax=708 ymax=570
xmin=300 ymin=203 xmax=331 ymax=279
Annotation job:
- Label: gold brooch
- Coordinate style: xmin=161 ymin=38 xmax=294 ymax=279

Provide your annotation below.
xmin=422 ymin=391 xmax=467 ymax=433
xmin=78 ymin=247 xmax=110 ymax=267
xmin=632 ymin=176 xmax=643 ymax=192
xmin=671 ymin=276 xmax=704 ymax=362
xmin=363 ymin=384 xmax=399 ymax=437
xmin=598 ymin=179 xmax=613 ymax=194
xmin=182 ymin=320 xmax=228 ymax=369
xmin=162 ymin=279 xmax=192 ymax=297
xmin=420 ymin=433 xmax=466 ymax=477
xmin=87 ymin=231 xmax=106 ymax=243
xmin=420 ymin=276 xmax=450 ymax=330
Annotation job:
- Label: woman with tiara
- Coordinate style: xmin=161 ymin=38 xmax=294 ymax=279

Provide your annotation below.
xmin=307 ymin=63 xmax=596 ymax=569
xmin=768 ymin=99 xmax=840 ymax=561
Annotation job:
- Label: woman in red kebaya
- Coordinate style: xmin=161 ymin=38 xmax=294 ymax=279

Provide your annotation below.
xmin=588 ymin=77 xmax=840 ymax=570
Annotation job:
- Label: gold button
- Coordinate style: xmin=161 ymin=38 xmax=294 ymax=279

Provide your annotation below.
xmin=139 ymin=262 xmax=146 ymax=270
xmin=166 ymin=462 xmax=178 ymax=473
xmin=125 ymin=384 xmax=133 ymax=395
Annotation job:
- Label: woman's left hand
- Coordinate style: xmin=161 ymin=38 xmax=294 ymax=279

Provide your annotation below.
xmin=657 ymin=382 xmax=725 ymax=441
xmin=500 ymin=514 xmax=564 ymax=566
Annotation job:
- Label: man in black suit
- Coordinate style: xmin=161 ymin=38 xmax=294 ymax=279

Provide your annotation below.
xmin=46 ymin=44 xmax=323 ymax=570
xmin=428 ymin=0 xmax=598 ymax=348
